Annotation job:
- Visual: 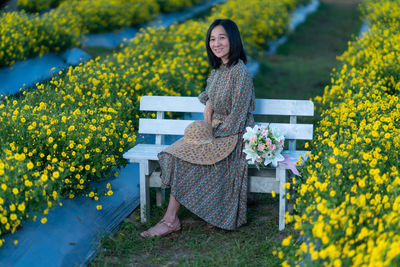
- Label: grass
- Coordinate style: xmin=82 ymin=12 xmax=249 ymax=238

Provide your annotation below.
xmin=89 ymin=192 xmax=291 ymax=266
xmin=88 ymin=0 xmax=363 ymax=266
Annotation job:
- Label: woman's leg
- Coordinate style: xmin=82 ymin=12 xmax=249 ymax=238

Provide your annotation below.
xmin=162 ymin=194 xmax=180 ymax=223
xmin=140 ymin=194 xmax=181 ymax=237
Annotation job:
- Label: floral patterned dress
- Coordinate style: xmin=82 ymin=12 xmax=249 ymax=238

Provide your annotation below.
xmin=158 ymin=59 xmax=255 ymax=230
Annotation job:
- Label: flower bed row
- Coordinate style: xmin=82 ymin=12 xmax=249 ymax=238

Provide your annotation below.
xmin=278 ymin=0 xmax=400 ymax=266
xmin=17 ymin=0 xmax=66 ymax=13
xmin=0 ymin=0 xmax=307 ymax=247
xmin=0 ymin=0 xmax=205 ymax=67
xmin=17 ymin=0 xmax=204 ymax=14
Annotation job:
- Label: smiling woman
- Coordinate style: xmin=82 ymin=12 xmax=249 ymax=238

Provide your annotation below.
xmin=205 ymin=19 xmax=247 ymax=69
xmin=209 ymin=25 xmax=230 ymax=63
xmin=140 ymin=19 xmax=256 ymax=238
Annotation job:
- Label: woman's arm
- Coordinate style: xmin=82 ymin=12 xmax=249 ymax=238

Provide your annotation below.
xmin=203 ymin=99 xmax=213 ymax=124
xmin=199 ymin=69 xmax=215 ymax=123
xmin=214 ymin=67 xmax=255 ymax=137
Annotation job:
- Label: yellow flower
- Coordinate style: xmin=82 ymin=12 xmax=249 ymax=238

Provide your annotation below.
xmin=328 ymin=157 xmax=337 ymax=164
xmin=41 ymin=218 xmax=47 ymax=224
xmin=96 ymin=205 xmax=102 ymax=210
xmin=18 ymin=203 xmax=25 ymax=212
xmin=27 ymin=161 xmax=34 ymax=170
xmin=282 ymin=235 xmax=292 ymax=246
xmin=271 ymin=191 xmax=276 ymax=198
xmin=41 ymin=174 xmax=48 ymax=182
xmin=12 ymin=188 xmax=19 ymax=195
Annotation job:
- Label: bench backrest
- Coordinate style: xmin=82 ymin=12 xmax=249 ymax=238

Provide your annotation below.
xmin=139 ymin=96 xmax=314 ymax=150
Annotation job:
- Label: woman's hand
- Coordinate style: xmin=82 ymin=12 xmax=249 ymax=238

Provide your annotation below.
xmin=203 ymin=100 xmax=213 ymax=124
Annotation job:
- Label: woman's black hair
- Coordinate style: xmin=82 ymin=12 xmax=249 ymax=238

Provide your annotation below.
xmin=205 ymin=19 xmax=247 ymax=69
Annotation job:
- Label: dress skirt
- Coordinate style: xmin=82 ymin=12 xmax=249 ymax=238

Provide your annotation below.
xmin=158 ymin=138 xmax=248 ymax=230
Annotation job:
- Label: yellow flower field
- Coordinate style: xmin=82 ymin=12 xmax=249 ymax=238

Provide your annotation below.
xmin=1 ymin=0 xmax=204 ymax=67
xmin=278 ymin=0 xmax=400 ymax=266
xmin=0 ymin=0 xmax=306 ymax=247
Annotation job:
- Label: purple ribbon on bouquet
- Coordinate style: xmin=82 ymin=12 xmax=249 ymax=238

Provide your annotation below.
xmin=280 ymin=155 xmax=301 ymax=176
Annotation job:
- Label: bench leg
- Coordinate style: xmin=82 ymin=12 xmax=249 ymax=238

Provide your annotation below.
xmin=277 ymin=165 xmax=287 ymax=231
xmin=156 ymin=189 xmax=165 ymax=207
xmin=139 ymin=162 xmax=150 ymax=223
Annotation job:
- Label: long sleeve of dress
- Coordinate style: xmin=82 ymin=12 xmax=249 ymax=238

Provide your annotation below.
xmin=198 ymin=91 xmax=209 ymax=105
xmin=214 ymin=66 xmax=255 ymax=137
xmin=198 ymin=69 xmax=216 ymax=105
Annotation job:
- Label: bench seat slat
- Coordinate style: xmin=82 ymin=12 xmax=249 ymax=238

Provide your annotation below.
xmin=139 ymin=119 xmax=313 ymax=140
xmin=148 ymin=171 xmax=281 ymax=193
xmin=123 ymin=144 xmax=169 ymax=161
xmin=140 ymin=96 xmax=314 ymax=116
xmin=123 ymin=143 xmax=309 ymax=167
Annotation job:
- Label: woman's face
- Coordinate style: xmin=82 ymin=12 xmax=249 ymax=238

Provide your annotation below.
xmin=209 ymin=25 xmax=230 ymax=64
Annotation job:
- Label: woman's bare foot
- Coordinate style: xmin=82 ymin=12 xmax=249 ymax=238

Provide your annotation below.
xmin=140 ymin=217 xmax=181 ymax=238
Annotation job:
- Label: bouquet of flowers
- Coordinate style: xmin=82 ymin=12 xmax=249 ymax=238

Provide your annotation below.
xmin=243 ymin=124 xmax=285 ymax=167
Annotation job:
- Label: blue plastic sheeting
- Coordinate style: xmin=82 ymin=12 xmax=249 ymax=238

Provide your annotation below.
xmin=358 ymin=20 xmax=370 ymax=38
xmin=0 ymin=53 xmax=67 ymax=96
xmin=0 ymin=48 xmax=90 ymax=96
xmin=60 ymin=48 xmax=92 ymax=66
xmin=82 ymin=28 xmax=139 ymax=49
xmin=267 ymin=0 xmax=320 ymax=54
xmin=0 ymin=163 xmax=140 ymax=267
xmin=82 ymin=0 xmax=226 ymax=49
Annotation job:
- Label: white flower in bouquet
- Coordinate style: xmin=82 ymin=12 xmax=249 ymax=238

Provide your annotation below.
xmin=243 ymin=125 xmax=259 ymax=142
xmin=242 ymin=124 xmax=285 ymax=168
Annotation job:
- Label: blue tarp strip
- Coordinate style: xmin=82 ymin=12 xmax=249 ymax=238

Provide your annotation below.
xmin=0 ymin=163 xmax=140 ymax=267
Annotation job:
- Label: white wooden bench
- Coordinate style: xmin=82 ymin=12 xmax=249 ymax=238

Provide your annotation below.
xmin=123 ymin=95 xmax=313 ymax=230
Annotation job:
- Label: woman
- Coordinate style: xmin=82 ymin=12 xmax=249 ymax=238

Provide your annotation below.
xmin=141 ymin=19 xmax=255 ymax=237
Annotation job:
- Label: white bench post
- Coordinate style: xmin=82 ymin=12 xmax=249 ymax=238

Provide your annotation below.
xmin=277 ymin=164 xmax=287 ymax=231
xmin=139 ymin=160 xmax=150 ymax=223
xmin=155 ymin=111 xmax=165 ymax=207
xmin=155 ymin=111 xmax=165 ymax=145
xmin=288 ymin=115 xmax=297 ymax=151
